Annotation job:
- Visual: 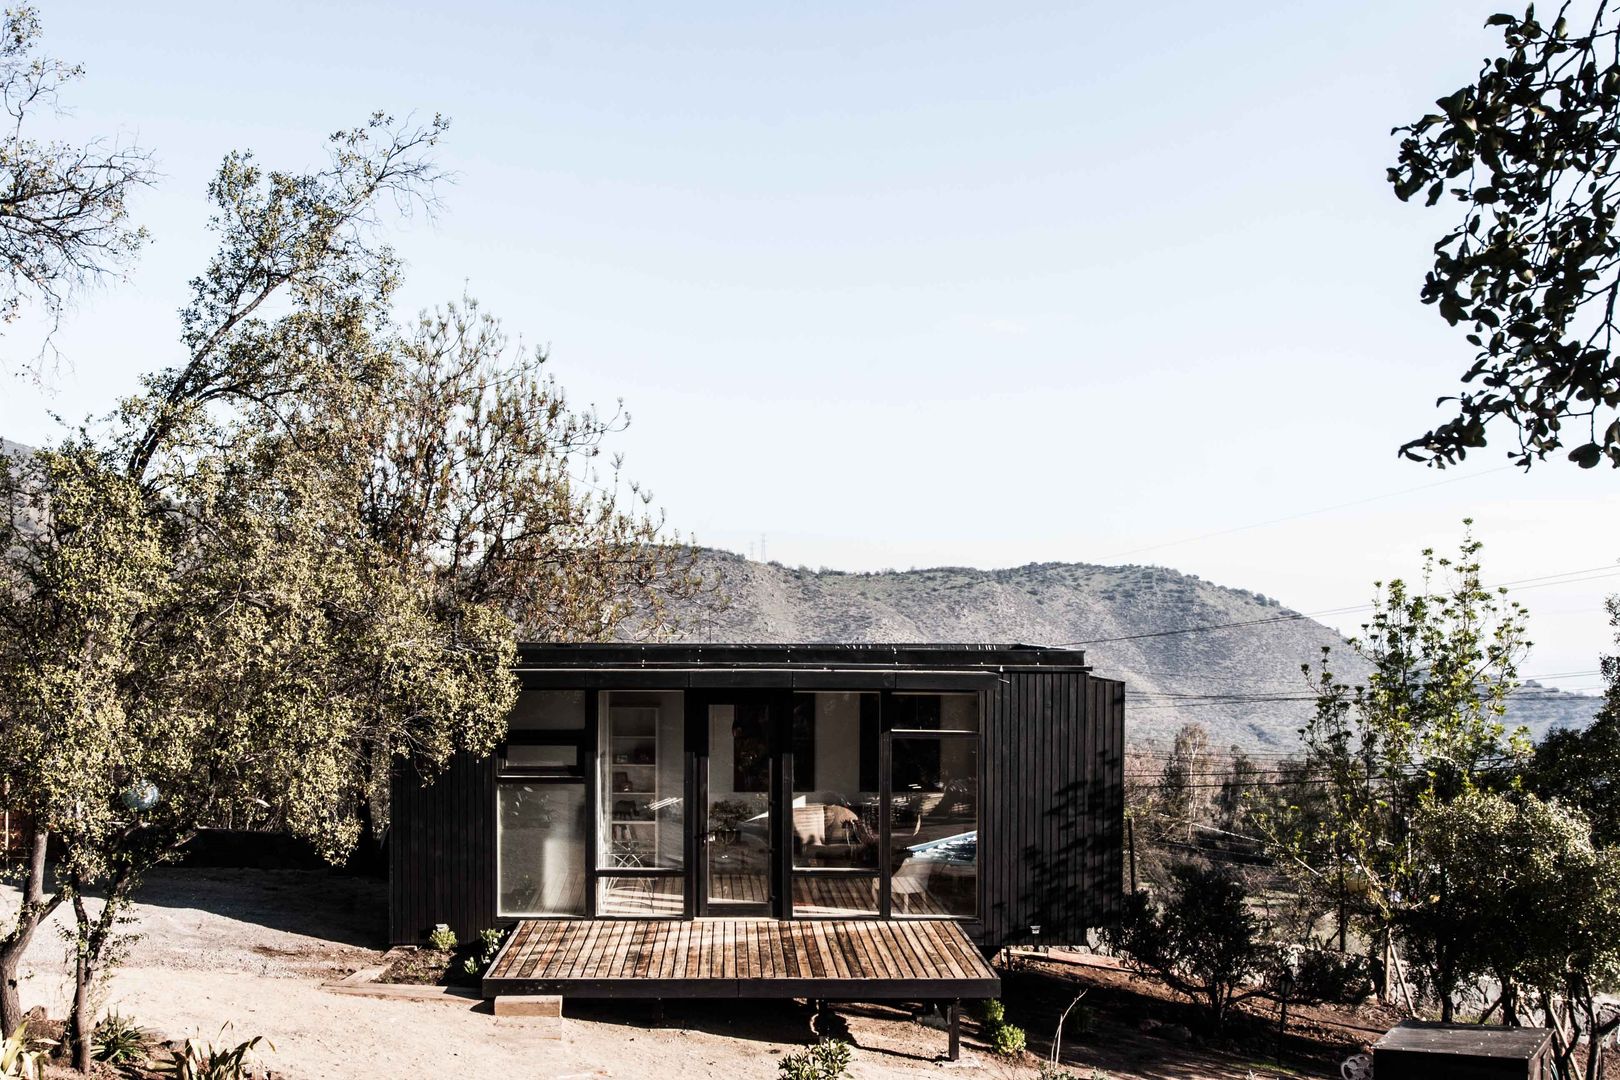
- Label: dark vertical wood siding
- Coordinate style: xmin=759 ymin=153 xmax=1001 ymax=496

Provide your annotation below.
xmin=980 ymin=671 xmax=1124 ymax=950
xmin=388 ymin=752 xmax=497 ymax=944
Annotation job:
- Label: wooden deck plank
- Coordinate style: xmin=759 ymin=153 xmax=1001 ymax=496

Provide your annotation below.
xmin=888 ymin=920 xmax=931 ymax=979
xmin=483 ymin=918 xmax=999 ymax=1000
xmin=878 ymin=922 xmax=920 ymax=981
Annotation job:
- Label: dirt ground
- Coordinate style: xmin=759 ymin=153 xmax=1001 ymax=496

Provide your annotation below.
xmin=0 ymin=867 xmax=1430 ymax=1079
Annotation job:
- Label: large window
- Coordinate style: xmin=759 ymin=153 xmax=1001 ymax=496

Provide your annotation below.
xmin=497 ymin=782 xmax=586 ymax=916
xmin=887 ymin=693 xmax=978 ymax=919
xmin=791 ymin=693 xmax=879 ymax=917
xmin=497 ymin=689 xmax=588 ymax=916
xmin=597 ymin=690 xmax=686 ymax=916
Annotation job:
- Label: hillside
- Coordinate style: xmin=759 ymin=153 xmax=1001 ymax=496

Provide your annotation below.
xmin=666 ymin=550 xmax=1604 ymax=750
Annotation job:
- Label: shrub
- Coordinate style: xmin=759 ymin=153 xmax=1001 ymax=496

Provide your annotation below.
xmin=777 ymin=1038 xmax=852 ymax=1080
xmin=1102 ymin=862 xmax=1271 ymax=1032
xmin=988 ymin=1022 xmax=1026 ymax=1056
xmin=977 ymin=999 xmax=1005 ymax=1025
xmin=1 ymin=1024 xmax=49 ymax=1080
xmin=151 ymin=1028 xmax=272 ymax=1080
xmin=461 ymin=926 xmax=509 ymax=976
xmin=1288 ymin=948 xmax=1373 ymax=1005
xmin=93 ymin=1010 xmax=150 ymax=1065
xmin=428 ymin=924 xmax=458 ymax=952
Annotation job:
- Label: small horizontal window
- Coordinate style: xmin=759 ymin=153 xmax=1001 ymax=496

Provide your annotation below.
xmin=888 ymin=693 xmax=979 ymax=733
xmin=501 ymin=744 xmax=580 ymax=773
xmin=509 ymin=689 xmax=586 ymax=732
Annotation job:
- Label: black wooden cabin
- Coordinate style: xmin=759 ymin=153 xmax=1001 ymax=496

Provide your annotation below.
xmin=389 ymin=643 xmax=1125 ymax=966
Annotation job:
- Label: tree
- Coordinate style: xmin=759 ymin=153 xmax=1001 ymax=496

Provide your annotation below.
xmin=1390 ymin=6 xmax=1620 ymax=469
xmin=0 ymin=6 xmax=152 ymax=370
xmin=1255 ymin=525 xmax=1531 ymax=1007
xmin=1153 ymin=722 xmax=1213 ymax=840
xmin=0 ymin=113 xmax=704 ymax=1069
xmin=1404 ymin=791 xmax=1620 ymax=1080
xmin=0 ymin=110 xmax=458 ymax=1062
xmin=1524 ymin=596 xmax=1620 ymax=840
xmin=1106 ymin=862 xmax=1274 ymax=1033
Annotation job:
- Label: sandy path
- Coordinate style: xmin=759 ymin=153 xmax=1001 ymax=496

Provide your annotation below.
xmin=5 ymin=869 xmax=1015 ymax=1079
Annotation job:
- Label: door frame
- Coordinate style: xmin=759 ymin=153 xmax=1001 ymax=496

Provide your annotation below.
xmin=686 ymin=689 xmax=795 ymax=918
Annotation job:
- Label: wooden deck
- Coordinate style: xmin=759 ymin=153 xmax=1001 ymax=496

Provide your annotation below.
xmin=483 ymin=918 xmax=1000 ymax=1000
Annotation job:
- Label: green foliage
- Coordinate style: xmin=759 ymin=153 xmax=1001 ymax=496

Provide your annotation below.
xmin=461 ymin=927 xmax=508 ymax=976
xmin=1254 ymin=526 xmax=1529 ymax=977
xmin=1104 ymin=863 xmax=1270 ymax=1032
xmin=1404 ymin=791 xmax=1620 ymax=1077
xmin=151 ymin=1029 xmax=272 ymax=1080
xmin=1288 ymin=949 xmax=1373 ymax=1006
xmin=987 ymin=1022 xmax=1027 ymax=1056
xmin=1037 ymin=1068 xmax=1108 ymax=1080
xmin=0 ymin=102 xmax=705 ymax=1044
xmin=93 ymin=1009 xmax=150 ymax=1065
xmin=977 ymin=999 xmax=1005 ymax=1025
xmin=428 ymin=925 xmax=457 ymax=953
xmin=0 ymin=1024 xmax=48 ymax=1080
xmin=1389 ymin=6 xmax=1620 ymax=468
xmin=777 ymin=1038 xmax=852 ymax=1080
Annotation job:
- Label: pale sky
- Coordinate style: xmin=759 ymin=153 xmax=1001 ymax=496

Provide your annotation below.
xmin=4 ymin=2 xmax=1617 ymax=695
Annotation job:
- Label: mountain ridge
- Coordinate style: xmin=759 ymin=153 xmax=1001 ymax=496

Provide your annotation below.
xmin=663 ymin=549 xmax=1602 ymax=750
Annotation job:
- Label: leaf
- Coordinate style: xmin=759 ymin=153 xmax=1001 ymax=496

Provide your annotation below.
xmin=1567 ymin=442 xmax=1603 ymax=467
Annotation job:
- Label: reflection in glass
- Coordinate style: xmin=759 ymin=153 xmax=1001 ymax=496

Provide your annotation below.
xmin=509 ymin=689 xmax=587 ymax=731
xmin=707 ymin=703 xmax=772 ymax=914
xmin=890 ymin=737 xmax=977 ymax=917
xmin=791 ymin=693 xmax=880 ymax=871
xmin=792 ymin=874 xmax=879 ymax=916
xmin=600 ymin=692 xmax=685 ymax=872
xmin=597 ymin=875 xmax=684 ymax=916
xmin=497 ymin=783 xmax=586 ymax=916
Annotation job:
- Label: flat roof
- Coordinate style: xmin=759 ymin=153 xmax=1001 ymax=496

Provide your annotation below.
xmin=515 ymin=642 xmax=1090 ymax=672
xmin=1374 ymin=1021 xmax=1552 ymax=1060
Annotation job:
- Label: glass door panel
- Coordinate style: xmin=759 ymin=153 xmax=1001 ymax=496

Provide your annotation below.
xmin=889 ymin=735 xmax=978 ymax=917
xmin=704 ymin=701 xmax=773 ymax=915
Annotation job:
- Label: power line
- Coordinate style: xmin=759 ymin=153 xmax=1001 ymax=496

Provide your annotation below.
xmin=1050 ymin=564 xmax=1620 ymax=648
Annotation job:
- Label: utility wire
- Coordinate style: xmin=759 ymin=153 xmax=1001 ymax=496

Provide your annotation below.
xmin=1049 ymin=564 xmax=1620 ymax=648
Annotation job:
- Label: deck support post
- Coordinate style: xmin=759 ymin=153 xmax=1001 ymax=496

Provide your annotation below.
xmin=948 ymin=999 xmax=961 ymax=1061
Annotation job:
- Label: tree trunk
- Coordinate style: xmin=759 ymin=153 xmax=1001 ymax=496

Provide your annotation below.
xmin=0 ymin=827 xmax=58 ymax=1035
xmin=70 ymin=945 xmax=92 ymax=1073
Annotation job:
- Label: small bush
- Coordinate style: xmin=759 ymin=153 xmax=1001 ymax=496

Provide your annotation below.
xmin=1037 ymin=1067 xmax=1108 ymax=1080
xmin=1289 ymin=948 xmax=1374 ymax=1005
xmin=93 ymin=1010 xmax=150 ymax=1065
xmin=977 ymin=999 xmax=1005 ymax=1025
xmin=461 ymin=926 xmax=509 ymax=976
xmin=988 ymin=1022 xmax=1026 ymax=1056
xmin=428 ymin=924 xmax=458 ymax=952
xmin=152 ymin=1027 xmax=272 ymax=1080
xmin=778 ymin=1038 xmax=852 ymax=1080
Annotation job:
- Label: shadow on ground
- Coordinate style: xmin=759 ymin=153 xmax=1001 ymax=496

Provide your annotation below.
xmin=115 ymin=867 xmax=386 ymax=950
xmin=566 ymin=998 xmax=962 ymax=1064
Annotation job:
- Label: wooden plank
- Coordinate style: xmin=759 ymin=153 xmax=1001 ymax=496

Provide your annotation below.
xmin=812 ymin=918 xmax=848 ymax=979
xmin=519 ymin=920 xmax=564 ymax=979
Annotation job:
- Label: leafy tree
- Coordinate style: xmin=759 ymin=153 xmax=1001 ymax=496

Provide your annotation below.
xmin=1404 ymin=791 xmax=1620 ymax=1080
xmin=1215 ymin=746 xmax=1261 ymax=837
xmin=1106 ymin=862 xmax=1273 ymax=1033
xmin=0 ymin=114 xmax=701 ymax=1070
xmin=1524 ymin=596 xmax=1620 ymax=840
xmin=1152 ymin=722 xmax=1213 ymax=840
xmin=1255 ymin=526 xmax=1530 ymax=1002
xmin=1390 ymin=6 xmax=1620 ymax=468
